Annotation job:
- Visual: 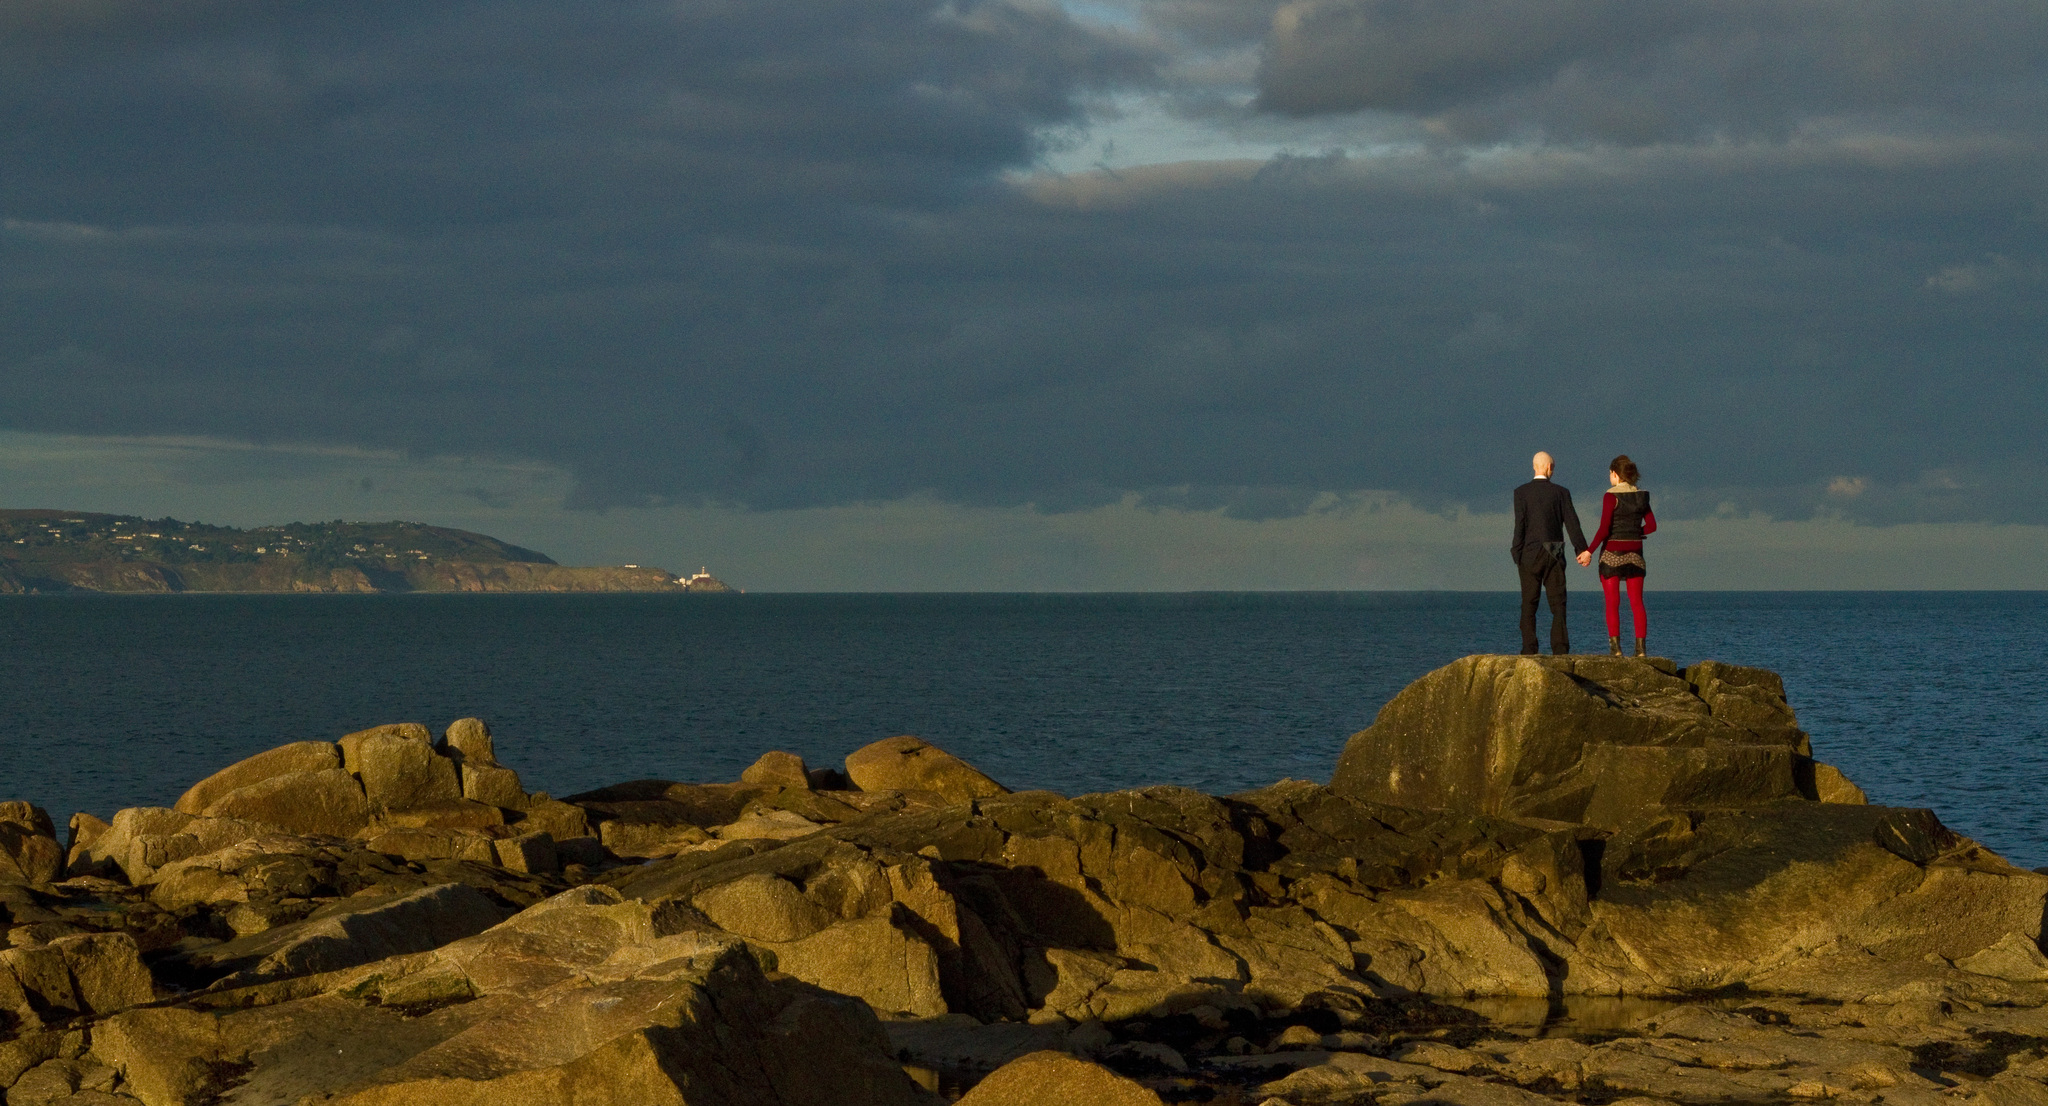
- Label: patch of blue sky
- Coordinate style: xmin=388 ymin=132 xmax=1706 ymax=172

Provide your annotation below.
xmin=1051 ymin=0 xmax=1145 ymax=31
xmin=1032 ymin=92 xmax=1425 ymax=175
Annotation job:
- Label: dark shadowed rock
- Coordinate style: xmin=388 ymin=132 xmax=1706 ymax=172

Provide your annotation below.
xmin=1872 ymin=806 xmax=1959 ymax=864
xmin=565 ymin=779 xmax=679 ymax=803
xmin=0 ymin=802 xmax=55 ymax=840
xmin=572 ymin=783 xmax=743 ymax=858
xmin=372 ymin=800 xmax=506 ymax=833
xmin=493 ymin=831 xmax=559 ymax=875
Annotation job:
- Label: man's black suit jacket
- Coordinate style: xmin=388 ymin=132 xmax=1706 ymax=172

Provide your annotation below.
xmin=1510 ymin=478 xmax=1589 ymax=564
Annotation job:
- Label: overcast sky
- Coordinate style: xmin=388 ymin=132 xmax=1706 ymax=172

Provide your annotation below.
xmin=4 ymin=0 xmax=2045 ymax=589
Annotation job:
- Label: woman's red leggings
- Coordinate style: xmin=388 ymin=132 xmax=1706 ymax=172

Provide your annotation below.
xmin=1602 ymin=575 xmax=1647 ymax=638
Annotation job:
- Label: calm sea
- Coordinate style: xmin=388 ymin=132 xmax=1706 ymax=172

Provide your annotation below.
xmin=2 ymin=592 xmax=2042 ymax=868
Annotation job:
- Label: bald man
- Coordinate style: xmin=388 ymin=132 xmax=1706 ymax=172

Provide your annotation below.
xmin=1510 ymin=451 xmax=1590 ymax=655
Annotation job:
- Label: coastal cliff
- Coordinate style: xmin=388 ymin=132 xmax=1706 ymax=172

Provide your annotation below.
xmin=3 ymin=657 xmax=2045 ymax=1104
xmin=0 ymin=510 xmax=734 ymax=594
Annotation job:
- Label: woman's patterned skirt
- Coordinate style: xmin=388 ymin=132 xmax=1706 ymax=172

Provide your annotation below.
xmin=1599 ymin=549 xmax=1647 ymax=579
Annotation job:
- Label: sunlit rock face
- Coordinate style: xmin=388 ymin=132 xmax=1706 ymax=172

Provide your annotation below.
xmin=1332 ymin=655 xmax=1819 ymax=827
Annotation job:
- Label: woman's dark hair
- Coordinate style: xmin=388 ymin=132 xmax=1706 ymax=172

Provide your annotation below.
xmin=1609 ymin=455 xmax=1640 ymax=484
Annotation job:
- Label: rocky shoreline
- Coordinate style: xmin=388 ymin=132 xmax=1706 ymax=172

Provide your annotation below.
xmin=5 ymin=655 xmax=2047 ymax=1105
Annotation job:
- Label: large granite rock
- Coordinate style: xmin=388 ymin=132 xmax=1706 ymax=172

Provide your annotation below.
xmin=956 ymin=1050 xmax=1166 ymax=1106
xmin=201 ymin=768 xmax=372 ymax=838
xmin=845 ymin=735 xmax=1010 ymax=803
xmin=514 ymin=797 xmax=590 ymax=841
xmin=438 ymin=717 xmax=498 ymax=766
xmin=568 ymin=773 xmax=886 ymax=862
xmin=618 ymin=833 xmax=1008 ymax=1021
xmin=351 ymin=732 xmax=464 ymax=812
xmin=742 ymin=750 xmax=813 ymax=790
xmin=316 ymin=948 xmax=922 ymax=1105
xmin=174 ymin=882 xmax=508 ymax=986
xmin=172 ymin=741 xmax=342 ymax=815
xmin=78 ymin=892 xmax=925 ymax=1106
xmin=1331 ymin=655 xmax=1819 ymax=826
xmin=0 ymin=802 xmax=63 ymax=885
xmin=70 ymin=807 xmax=277 ymax=885
xmin=436 ymin=718 xmax=534 ymax=808
xmin=338 ymin=722 xmax=433 ymax=764
xmin=1583 ymin=803 xmax=2048 ymax=993
xmin=0 ymin=932 xmax=154 ymax=1033
xmin=760 ymin=908 xmax=950 ymax=1018
xmin=460 ymin=761 xmax=528 ymax=808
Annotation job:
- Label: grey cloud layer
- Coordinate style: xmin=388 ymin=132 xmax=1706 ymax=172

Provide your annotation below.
xmin=3 ymin=0 xmax=2045 ymax=525
xmin=1253 ymin=0 xmax=2048 ymax=142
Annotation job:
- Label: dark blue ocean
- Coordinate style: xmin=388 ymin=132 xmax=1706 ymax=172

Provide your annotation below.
xmin=2 ymin=592 xmax=2043 ymax=868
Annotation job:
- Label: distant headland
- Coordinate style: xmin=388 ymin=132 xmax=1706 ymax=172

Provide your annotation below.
xmin=0 ymin=509 xmax=735 ymax=594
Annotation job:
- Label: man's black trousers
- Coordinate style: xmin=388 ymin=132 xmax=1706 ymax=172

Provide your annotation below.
xmin=1518 ymin=547 xmax=1569 ymax=655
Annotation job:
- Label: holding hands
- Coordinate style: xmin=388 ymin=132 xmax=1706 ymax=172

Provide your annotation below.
xmin=1577 ymin=550 xmax=1593 ymax=567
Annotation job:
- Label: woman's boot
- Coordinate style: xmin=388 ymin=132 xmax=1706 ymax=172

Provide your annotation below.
xmin=1633 ymin=637 xmax=1647 ymax=657
xmin=1608 ymin=636 xmax=1622 ymax=656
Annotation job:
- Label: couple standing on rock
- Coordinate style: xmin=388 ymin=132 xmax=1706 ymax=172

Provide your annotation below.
xmin=1511 ymin=450 xmax=1657 ymax=657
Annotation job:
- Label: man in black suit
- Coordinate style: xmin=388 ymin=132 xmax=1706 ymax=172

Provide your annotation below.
xmin=1511 ymin=451 xmax=1590 ymax=655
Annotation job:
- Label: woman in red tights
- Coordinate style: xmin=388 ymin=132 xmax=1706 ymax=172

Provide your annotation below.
xmin=1590 ymin=454 xmax=1656 ymax=656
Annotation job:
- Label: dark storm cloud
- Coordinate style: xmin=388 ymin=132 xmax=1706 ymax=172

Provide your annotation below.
xmin=3 ymin=0 xmax=2047 ymax=528
xmin=1 ymin=0 xmax=1145 ymax=223
xmin=1252 ymin=0 xmax=2048 ymax=142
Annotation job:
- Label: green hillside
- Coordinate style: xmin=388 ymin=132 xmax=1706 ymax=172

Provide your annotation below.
xmin=0 ymin=510 xmax=732 ymax=594
xmin=0 ymin=510 xmax=555 ymax=571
